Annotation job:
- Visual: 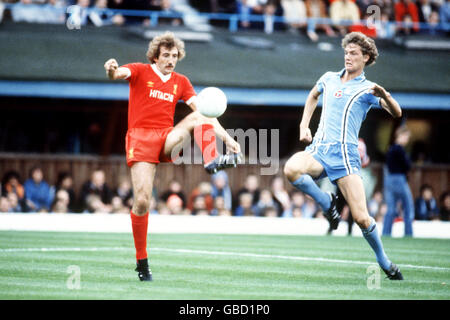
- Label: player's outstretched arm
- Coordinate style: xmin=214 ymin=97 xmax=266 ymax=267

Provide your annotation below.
xmin=299 ymin=85 xmax=321 ymax=144
xmin=104 ymin=58 xmax=130 ymax=80
xmin=371 ymin=84 xmax=402 ymax=118
xmin=189 ymin=101 xmax=241 ymax=154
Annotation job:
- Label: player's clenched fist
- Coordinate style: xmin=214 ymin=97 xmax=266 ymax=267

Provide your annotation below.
xmin=104 ymin=58 xmax=118 ymax=73
xmin=299 ymin=126 xmax=312 ymax=144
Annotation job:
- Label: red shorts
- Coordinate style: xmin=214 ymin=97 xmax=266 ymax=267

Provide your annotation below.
xmin=125 ymin=127 xmax=174 ymax=167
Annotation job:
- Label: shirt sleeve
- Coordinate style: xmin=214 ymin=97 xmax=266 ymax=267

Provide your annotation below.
xmin=367 ymin=92 xmax=381 ymax=108
xmin=120 ymin=63 xmax=142 ymax=82
xmin=181 ymin=75 xmax=197 ymax=105
xmin=315 ymin=72 xmax=329 ymax=93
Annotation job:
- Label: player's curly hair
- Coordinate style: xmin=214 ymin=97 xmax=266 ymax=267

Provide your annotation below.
xmin=341 ymin=32 xmax=379 ymax=66
xmin=146 ymin=31 xmax=186 ymax=63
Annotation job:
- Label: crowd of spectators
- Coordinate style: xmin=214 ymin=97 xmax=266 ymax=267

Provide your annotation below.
xmin=0 ymin=0 xmax=448 ymax=40
xmin=1 ymin=166 xmax=449 ymax=223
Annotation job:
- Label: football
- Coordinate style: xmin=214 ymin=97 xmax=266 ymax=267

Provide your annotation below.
xmin=196 ymin=87 xmax=227 ymax=118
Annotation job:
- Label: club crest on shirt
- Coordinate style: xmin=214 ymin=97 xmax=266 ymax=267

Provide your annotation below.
xmin=147 ymin=81 xmax=154 ymax=87
xmin=173 ymin=84 xmax=178 ymax=95
xmin=334 ymin=90 xmax=343 ymax=98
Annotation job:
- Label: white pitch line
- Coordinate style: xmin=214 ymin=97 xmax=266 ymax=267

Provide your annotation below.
xmin=1 ymin=247 xmax=449 ymax=272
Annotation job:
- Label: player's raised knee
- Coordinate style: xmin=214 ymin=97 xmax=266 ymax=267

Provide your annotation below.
xmin=284 ymin=159 xmax=301 ymax=182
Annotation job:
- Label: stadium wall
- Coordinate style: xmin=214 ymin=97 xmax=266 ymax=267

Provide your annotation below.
xmin=0 ymin=213 xmax=448 ymax=239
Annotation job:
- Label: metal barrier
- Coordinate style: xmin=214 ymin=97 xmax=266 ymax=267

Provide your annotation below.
xmin=3 ymin=3 xmax=450 ymax=34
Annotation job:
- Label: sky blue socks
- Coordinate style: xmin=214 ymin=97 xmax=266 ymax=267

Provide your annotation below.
xmin=292 ymin=174 xmax=392 ymax=271
xmin=361 ymin=218 xmax=392 ymax=270
xmin=291 ymin=174 xmax=331 ymax=211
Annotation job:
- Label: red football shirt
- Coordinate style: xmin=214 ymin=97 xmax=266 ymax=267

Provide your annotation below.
xmin=121 ymin=63 xmax=196 ymax=129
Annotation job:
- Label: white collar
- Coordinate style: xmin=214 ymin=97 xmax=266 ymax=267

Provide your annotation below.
xmin=151 ymin=63 xmax=172 ymax=83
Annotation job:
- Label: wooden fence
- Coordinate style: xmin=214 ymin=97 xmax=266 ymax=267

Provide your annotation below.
xmin=0 ymin=153 xmax=448 ymax=201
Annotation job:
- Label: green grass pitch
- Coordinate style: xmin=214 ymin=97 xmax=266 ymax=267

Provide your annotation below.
xmin=0 ymin=230 xmax=449 ymax=300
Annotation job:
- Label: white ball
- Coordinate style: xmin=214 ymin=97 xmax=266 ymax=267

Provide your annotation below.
xmin=196 ymin=87 xmax=227 ymax=118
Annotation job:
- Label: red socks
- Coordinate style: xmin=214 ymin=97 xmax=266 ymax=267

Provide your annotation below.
xmin=194 ymin=124 xmax=218 ymax=165
xmin=130 ymin=211 xmax=149 ymax=261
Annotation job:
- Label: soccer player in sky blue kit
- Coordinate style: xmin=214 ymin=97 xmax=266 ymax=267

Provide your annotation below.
xmin=284 ymin=32 xmax=403 ymax=280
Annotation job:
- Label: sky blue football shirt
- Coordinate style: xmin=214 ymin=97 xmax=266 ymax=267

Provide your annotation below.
xmin=314 ymin=68 xmax=381 ymax=146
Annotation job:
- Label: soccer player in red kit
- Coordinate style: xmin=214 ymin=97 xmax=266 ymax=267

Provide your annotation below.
xmin=104 ymin=32 xmax=242 ymax=281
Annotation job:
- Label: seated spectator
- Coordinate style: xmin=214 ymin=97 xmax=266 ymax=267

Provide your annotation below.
xmin=262 ymin=206 xmax=278 ymax=217
xmin=89 ymin=0 xmax=126 ymax=26
xmin=24 ymin=166 xmax=54 ymax=212
xmin=305 ymin=0 xmax=336 ymax=41
xmin=373 ymin=11 xmax=396 ymax=39
xmin=68 ymin=0 xmax=124 ymax=27
xmin=156 ymin=0 xmax=183 ymax=26
xmin=395 ymin=0 xmax=420 ymax=33
xmin=439 ymin=191 xmax=450 ymax=221
xmin=254 ymin=188 xmax=279 ymax=216
xmin=211 ymin=171 xmax=232 ymax=211
xmin=417 ymin=0 xmax=440 ymax=23
xmin=115 ymin=175 xmax=133 ymax=210
xmin=51 ymin=189 xmax=70 ymax=213
xmin=281 ymin=0 xmax=307 ymax=33
xmin=84 ymin=194 xmax=111 ymax=213
xmin=415 ymin=184 xmax=439 ymax=220
xmin=237 ymin=0 xmax=281 ymax=32
xmin=425 ymin=10 xmax=444 ymax=35
xmin=79 ymin=169 xmax=113 ymax=212
xmin=7 ymin=192 xmax=24 ymax=213
xmin=166 ymin=194 xmax=188 ymax=215
xmin=110 ymin=195 xmax=129 ymax=213
xmin=270 ymin=176 xmax=291 ymax=217
xmin=55 ymin=172 xmax=76 ymax=212
xmin=0 ymin=196 xmax=10 ymax=213
xmin=329 ymin=0 xmax=361 ymax=35
xmin=234 ymin=192 xmax=257 ymax=216
xmin=160 ymin=180 xmax=186 ymax=209
xmin=211 ymin=196 xmax=232 ymax=216
xmin=262 ymin=1 xmax=279 ymax=34
xmin=192 ymin=195 xmax=210 ymax=215
xmin=236 ymin=174 xmax=260 ymax=208
xmin=1 ymin=170 xmax=26 ymax=211
xmin=287 ymin=190 xmax=305 ymax=218
xmin=187 ymin=182 xmax=214 ymax=213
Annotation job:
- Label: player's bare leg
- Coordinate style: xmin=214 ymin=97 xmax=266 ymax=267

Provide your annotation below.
xmin=130 ymin=161 xmax=157 ymax=281
xmin=284 ymin=152 xmax=340 ymax=229
xmin=284 ymin=151 xmax=323 ymax=181
xmin=337 ymin=174 xmax=403 ymax=280
xmin=163 ymin=110 xmax=213 ymax=157
xmin=164 ymin=111 xmax=242 ymax=174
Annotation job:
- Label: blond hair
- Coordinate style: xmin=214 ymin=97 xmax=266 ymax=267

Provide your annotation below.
xmin=341 ymin=32 xmax=379 ymax=66
xmin=146 ymin=31 xmax=186 ymax=63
